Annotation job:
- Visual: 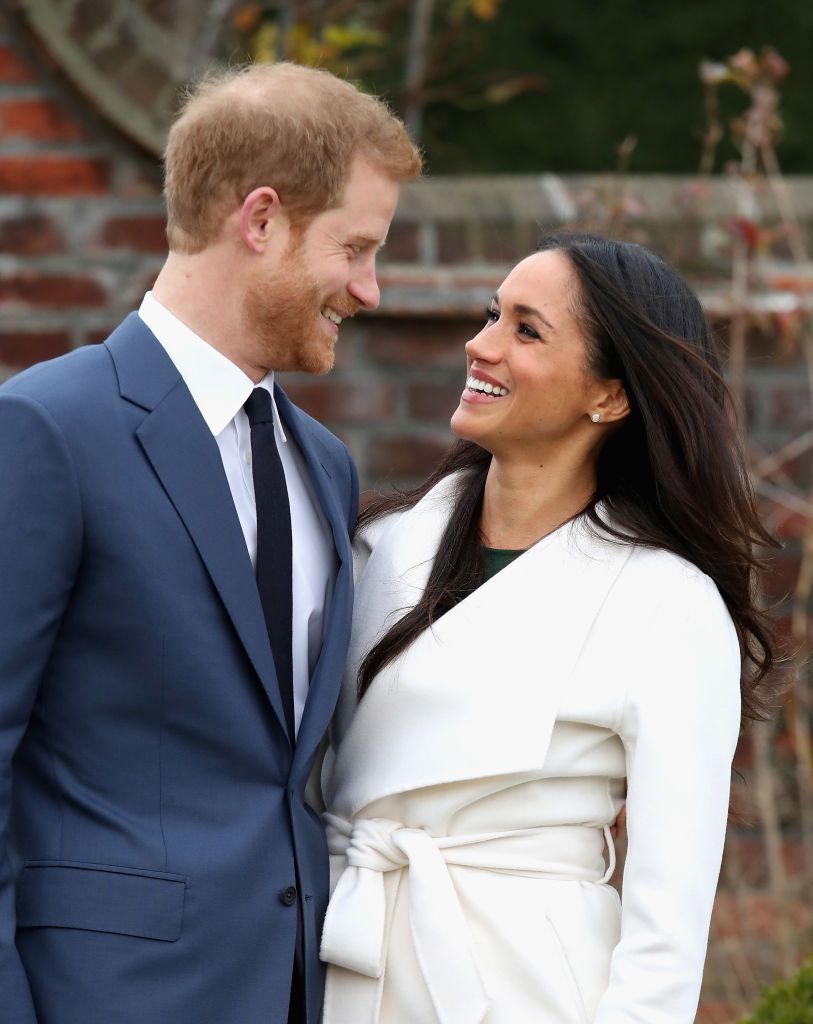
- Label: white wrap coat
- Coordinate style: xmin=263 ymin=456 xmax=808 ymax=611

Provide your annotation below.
xmin=319 ymin=472 xmax=741 ymax=1024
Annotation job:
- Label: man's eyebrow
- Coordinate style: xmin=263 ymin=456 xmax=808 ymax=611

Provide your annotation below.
xmin=492 ymin=292 xmax=556 ymax=332
xmin=348 ymin=234 xmax=387 ymax=249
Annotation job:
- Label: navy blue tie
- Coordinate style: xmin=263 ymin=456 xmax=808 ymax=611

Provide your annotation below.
xmin=244 ymin=387 xmax=295 ymax=744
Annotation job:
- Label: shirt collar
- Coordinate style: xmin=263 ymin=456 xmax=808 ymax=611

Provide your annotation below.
xmin=138 ymin=291 xmax=286 ymax=441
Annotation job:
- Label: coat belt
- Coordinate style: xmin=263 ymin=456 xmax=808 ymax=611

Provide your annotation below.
xmin=320 ymin=814 xmax=615 ymax=1024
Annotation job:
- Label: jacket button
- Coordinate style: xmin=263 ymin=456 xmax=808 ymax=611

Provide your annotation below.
xmin=280 ymin=886 xmax=297 ymax=907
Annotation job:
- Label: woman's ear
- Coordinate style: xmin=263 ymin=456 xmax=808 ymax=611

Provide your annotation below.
xmin=593 ymin=380 xmax=630 ymax=424
xmin=239 ymin=187 xmax=283 ymax=253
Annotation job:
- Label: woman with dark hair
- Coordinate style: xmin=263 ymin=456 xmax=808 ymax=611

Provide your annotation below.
xmin=318 ymin=234 xmax=778 ymax=1024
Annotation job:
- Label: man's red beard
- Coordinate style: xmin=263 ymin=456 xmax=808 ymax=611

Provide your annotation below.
xmin=243 ymin=237 xmax=356 ymax=376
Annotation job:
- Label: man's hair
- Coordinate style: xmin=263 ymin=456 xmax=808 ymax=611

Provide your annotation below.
xmin=163 ymin=62 xmax=422 ymax=253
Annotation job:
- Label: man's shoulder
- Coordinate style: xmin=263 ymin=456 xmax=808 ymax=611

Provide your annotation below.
xmin=1 ymin=341 xmax=115 ymax=414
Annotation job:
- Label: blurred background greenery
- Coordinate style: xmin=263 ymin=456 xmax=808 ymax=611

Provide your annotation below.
xmin=227 ymin=0 xmax=813 ymax=174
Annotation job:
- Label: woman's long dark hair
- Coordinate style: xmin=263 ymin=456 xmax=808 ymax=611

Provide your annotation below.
xmin=357 ymin=232 xmax=780 ymax=724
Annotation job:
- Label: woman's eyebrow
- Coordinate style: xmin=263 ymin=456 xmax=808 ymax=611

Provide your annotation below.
xmin=494 ymin=293 xmax=556 ymax=333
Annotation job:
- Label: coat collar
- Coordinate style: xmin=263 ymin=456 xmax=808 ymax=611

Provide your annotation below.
xmin=326 ymin=472 xmax=634 ymax=818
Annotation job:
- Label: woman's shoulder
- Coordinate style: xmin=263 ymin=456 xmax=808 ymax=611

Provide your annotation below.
xmin=352 ymin=507 xmax=407 ymax=560
xmin=586 ymin=508 xmax=720 ymax=597
xmin=626 ymin=542 xmax=710 ymax=586
xmin=578 ymin=514 xmax=733 ymax=637
xmin=613 ymin=543 xmax=738 ymax=663
xmin=353 ymin=472 xmax=465 ymax=553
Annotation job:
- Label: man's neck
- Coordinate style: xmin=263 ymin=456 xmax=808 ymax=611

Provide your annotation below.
xmin=151 ymin=253 xmax=267 ymax=383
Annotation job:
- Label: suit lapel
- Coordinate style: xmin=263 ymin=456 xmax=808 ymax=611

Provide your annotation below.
xmin=106 ymin=315 xmax=290 ymax=742
xmin=274 ymin=387 xmax=353 ymax=760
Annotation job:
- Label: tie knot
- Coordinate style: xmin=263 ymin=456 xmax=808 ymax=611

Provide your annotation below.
xmin=244 ymin=387 xmax=274 ymax=427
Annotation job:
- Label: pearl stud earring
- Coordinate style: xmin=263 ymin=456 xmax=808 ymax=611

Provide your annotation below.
xmin=591 ymin=413 xmax=601 ymax=423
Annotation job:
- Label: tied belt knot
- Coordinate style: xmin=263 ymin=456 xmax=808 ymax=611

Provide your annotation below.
xmin=320 ymin=813 xmax=615 ymax=1024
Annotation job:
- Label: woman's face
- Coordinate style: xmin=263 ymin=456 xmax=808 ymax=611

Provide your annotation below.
xmin=450 ymin=250 xmax=608 ymax=462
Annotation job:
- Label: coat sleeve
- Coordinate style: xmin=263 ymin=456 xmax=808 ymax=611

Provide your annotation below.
xmin=0 ymin=392 xmax=83 ymax=1023
xmin=593 ymin=570 xmax=742 ymax=1024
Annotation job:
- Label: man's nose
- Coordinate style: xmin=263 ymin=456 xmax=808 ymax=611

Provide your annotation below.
xmin=348 ymin=260 xmax=381 ymax=311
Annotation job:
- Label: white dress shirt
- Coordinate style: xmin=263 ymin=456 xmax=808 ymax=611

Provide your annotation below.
xmin=138 ymin=291 xmax=337 ymax=735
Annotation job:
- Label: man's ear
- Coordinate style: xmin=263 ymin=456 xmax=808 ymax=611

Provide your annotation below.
xmin=593 ymin=380 xmax=630 ymax=424
xmin=239 ymin=187 xmax=283 ymax=253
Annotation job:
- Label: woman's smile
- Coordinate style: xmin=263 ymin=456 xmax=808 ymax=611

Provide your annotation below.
xmin=461 ymin=369 xmax=511 ymax=404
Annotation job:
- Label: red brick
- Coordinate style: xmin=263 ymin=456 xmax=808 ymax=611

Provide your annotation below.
xmin=743 ymin=317 xmax=806 ymax=367
xmin=772 ymin=508 xmax=812 ymax=541
xmin=0 ymin=99 xmax=85 ymax=142
xmin=711 ymin=889 xmax=813 ymax=941
xmin=483 ymin=223 xmax=533 ymax=263
xmin=116 ymin=162 xmax=163 ymax=200
xmin=754 ymin=453 xmax=810 ymax=489
xmin=83 ymin=328 xmax=117 ymax=345
xmin=381 ymin=223 xmax=420 ymax=263
xmin=770 ymin=383 xmax=812 ymax=429
xmin=369 ymin=434 xmax=452 ymax=479
xmin=408 ymin=380 xmax=464 ymax=421
xmin=722 ymin=835 xmax=807 ymax=885
xmin=380 ymin=270 xmax=456 ymax=289
xmin=0 ymin=156 xmax=109 ymax=196
xmin=0 ymin=46 xmax=36 ymax=82
xmin=100 ymin=215 xmax=167 ymax=253
xmin=0 ymin=330 xmax=70 ymax=367
xmin=437 ymin=222 xmax=473 ymax=264
xmin=695 ymin=1001 xmax=747 ymax=1023
xmin=0 ymin=272 xmax=106 ymax=308
xmin=282 ymin=379 xmax=395 ymax=424
xmin=367 ymin=318 xmax=476 ymax=368
xmin=139 ymin=269 xmax=160 ymax=296
xmin=331 ymin=326 xmax=355 ymax=369
xmin=761 ymin=551 xmax=803 ymax=604
xmin=0 ymin=214 xmax=64 ymax=255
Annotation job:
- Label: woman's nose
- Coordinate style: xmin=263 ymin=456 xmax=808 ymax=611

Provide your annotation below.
xmin=465 ymin=327 xmax=501 ymax=363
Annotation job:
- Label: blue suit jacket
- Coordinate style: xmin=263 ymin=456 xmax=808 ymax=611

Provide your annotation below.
xmin=0 ymin=314 xmax=358 ymax=1024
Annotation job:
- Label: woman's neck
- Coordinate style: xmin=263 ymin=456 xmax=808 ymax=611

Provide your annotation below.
xmin=479 ymin=452 xmax=597 ymax=550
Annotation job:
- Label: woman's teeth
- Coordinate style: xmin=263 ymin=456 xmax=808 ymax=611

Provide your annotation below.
xmin=466 ymin=376 xmax=509 ymax=397
xmin=321 ymin=306 xmax=343 ymax=325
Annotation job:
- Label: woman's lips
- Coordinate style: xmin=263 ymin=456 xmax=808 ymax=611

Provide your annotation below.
xmin=460 ymin=387 xmax=507 ymax=405
xmin=461 ymin=373 xmax=510 ymax=404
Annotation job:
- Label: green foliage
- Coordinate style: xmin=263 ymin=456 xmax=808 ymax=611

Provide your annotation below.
xmin=417 ymin=0 xmax=813 ymax=173
xmin=740 ymin=959 xmax=813 ymax=1024
xmin=229 ymin=0 xmax=813 ymax=174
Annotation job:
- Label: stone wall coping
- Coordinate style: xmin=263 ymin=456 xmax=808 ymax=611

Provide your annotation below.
xmin=395 ymin=173 xmax=813 ymax=222
xmin=376 ymin=264 xmax=813 ymax=318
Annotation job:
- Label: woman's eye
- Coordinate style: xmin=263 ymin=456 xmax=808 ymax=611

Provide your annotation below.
xmin=519 ymin=322 xmax=541 ymax=340
xmin=484 ymin=307 xmax=499 ymax=323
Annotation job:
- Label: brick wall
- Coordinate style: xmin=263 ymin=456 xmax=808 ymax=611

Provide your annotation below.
xmin=1 ymin=11 xmax=811 ymax=1021
xmin=3 ymin=13 xmax=813 ymax=494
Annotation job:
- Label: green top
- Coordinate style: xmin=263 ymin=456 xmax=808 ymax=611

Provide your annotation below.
xmin=481 ymin=545 xmax=525 ymax=582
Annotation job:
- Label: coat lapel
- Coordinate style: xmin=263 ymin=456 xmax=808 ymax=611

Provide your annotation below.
xmin=274 ymin=387 xmax=354 ymax=762
xmin=327 ymin=473 xmax=633 ymax=818
xmin=106 ymin=315 xmax=290 ymax=741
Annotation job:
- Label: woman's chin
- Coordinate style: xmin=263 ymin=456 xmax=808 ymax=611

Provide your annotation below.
xmin=450 ymin=405 xmax=485 ymax=444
